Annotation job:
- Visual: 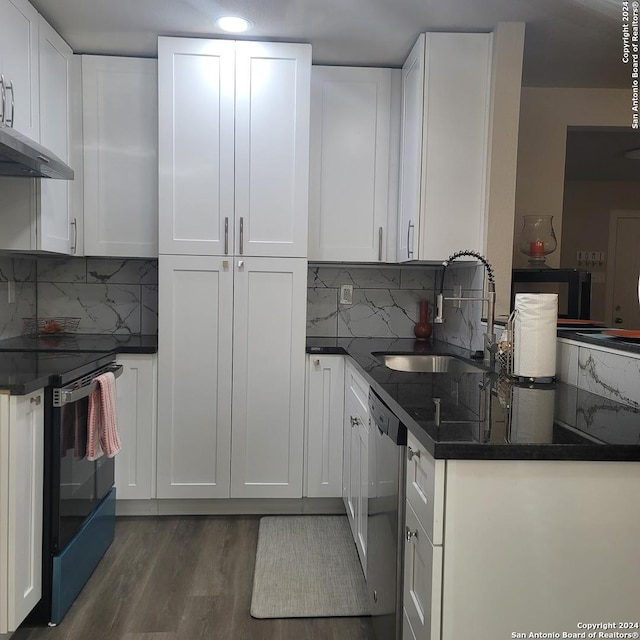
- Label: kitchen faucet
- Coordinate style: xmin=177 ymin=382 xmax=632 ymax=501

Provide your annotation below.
xmin=434 ymin=250 xmax=497 ymax=368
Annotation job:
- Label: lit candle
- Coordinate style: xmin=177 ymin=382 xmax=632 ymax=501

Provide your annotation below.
xmin=529 ymin=241 xmax=545 ymax=257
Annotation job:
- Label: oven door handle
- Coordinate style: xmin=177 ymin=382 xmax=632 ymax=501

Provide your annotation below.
xmin=53 ymin=364 xmax=124 ymax=407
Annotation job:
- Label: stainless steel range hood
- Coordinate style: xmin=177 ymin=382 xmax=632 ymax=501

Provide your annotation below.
xmin=0 ymin=125 xmax=74 ymax=179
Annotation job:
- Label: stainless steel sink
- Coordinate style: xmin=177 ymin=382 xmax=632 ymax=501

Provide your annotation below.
xmin=375 ymin=354 xmax=485 ymax=374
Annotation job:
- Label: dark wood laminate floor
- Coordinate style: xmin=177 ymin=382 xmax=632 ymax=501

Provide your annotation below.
xmin=14 ymin=516 xmax=374 ymax=640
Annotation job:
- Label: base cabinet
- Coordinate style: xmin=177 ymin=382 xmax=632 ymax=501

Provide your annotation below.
xmin=114 ymin=354 xmax=157 ymax=500
xmin=0 ymin=389 xmax=44 ymax=634
xmin=305 ymin=355 xmax=345 ymax=498
xmin=402 ymin=443 xmax=640 ymax=639
xmin=157 ymin=255 xmax=306 ymax=500
xmin=342 ymin=360 xmax=370 ymax=576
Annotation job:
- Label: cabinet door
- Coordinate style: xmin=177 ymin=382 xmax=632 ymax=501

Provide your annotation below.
xmin=343 ymin=395 xmax=355 ymax=535
xmin=115 ymin=354 xmax=157 ymax=500
xmin=230 ymin=257 xmax=307 ymax=497
xmin=404 ymin=502 xmax=443 ymax=640
xmin=234 ymin=42 xmax=311 ymax=258
xmin=419 ymin=33 xmax=491 ymax=260
xmin=38 ymin=16 xmax=73 ymax=254
xmin=0 ymin=0 xmax=39 ymax=140
xmin=305 ymin=355 xmax=345 ymax=498
xmin=83 ymin=56 xmax=158 ymax=257
xmin=157 ymin=256 xmax=233 ymax=498
xmin=309 ymin=67 xmax=392 ymax=262
xmin=396 ymin=35 xmax=424 ymax=263
xmin=158 ymin=37 xmax=235 ymax=256
xmin=8 ymin=390 xmax=44 ymax=632
xmin=355 ymin=409 xmax=369 ymax=575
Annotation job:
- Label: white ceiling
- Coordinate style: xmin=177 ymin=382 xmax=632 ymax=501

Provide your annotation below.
xmin=30 ymin=0 xmax=625 ymax=88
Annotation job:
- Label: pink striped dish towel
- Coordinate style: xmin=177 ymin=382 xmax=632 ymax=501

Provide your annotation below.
xmin=86 ymin=371 xmax=122 ymax=461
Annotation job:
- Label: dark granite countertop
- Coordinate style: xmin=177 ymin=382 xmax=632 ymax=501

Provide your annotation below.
xmin=556 ymin=329 xmax=640 ymax=356
xmin=307 ymin=337 xmax=640 ymax=461
xmin=0 ymin=351 xmax=118 ymax=395
xmin=0 ymin=334 xmax=158 ymax=395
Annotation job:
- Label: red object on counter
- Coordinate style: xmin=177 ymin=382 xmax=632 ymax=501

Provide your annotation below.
xmin=414 ymin=301 xmax=433 ymax=340
xmin=529 ymin=240 xmax=545 ymax=257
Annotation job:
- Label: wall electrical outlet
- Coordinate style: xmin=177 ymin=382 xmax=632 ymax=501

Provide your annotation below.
xmin=339 ymin=284 xmax=353 ymax=305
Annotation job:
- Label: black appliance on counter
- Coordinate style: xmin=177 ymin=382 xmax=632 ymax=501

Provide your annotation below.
xmin=27 ymin=353 xmax=122 ymax=626
xmin=511 ymin=268 xmax=592 ymax=319
xmin=367 ymin=388 xmax=408 ymax=640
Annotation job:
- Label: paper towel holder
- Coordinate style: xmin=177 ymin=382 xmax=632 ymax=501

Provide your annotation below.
xmin=500 ymin=309 xmax=556 ymax=384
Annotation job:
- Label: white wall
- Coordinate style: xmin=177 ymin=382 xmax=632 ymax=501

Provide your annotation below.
xmin=513 ymin=88 xmax=631 ymax=268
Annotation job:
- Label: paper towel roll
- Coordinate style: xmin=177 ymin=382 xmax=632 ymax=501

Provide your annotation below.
xmin=512 ymin=293 xmax=557 ymax=379
xmin=509 ymin=385 xmax=555 ymax=443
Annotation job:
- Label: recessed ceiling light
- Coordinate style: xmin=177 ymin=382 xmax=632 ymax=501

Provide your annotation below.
xmin=215 ymin=16 xmax=252 ymax=33
xmin=623 ymin=148 xmax=640 ymax=160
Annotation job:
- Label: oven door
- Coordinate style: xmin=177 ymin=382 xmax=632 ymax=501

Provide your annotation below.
xmin=50 ymin=362 xmax=122 ymax=552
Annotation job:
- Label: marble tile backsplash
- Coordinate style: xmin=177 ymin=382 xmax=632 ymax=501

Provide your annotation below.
xmin=307 ymin=264 xmax=487 ymax=353
xmin=37 ymin=257 xmax=158 ymax=335
xmin=0 ymin=255 xmax=37 ymax=339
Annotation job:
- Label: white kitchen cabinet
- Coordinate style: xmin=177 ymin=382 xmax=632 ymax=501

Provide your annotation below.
xmin=82 ymin=55 xmax=158 ymax=257
xmin=397 ymin=32 xmax=492 ymax=262
xmin=114 ymin=354 xmax=157 ymax=500
xmin=0 ymin=389 xmax=44 ymax=634
xmin=0 ymin=0 xmax=39 ymax=140
xmin=0 ymin=14 xmax=74 ymax=254
xmin=157 ymin=256 xmax=306 ymax=499
xmin=305 ymin=354 xmax=345 ymax=498
xmin=158 ymin=37 xmax=311 ymax=258
xmin=157 ymin=255 xmax=233 ymax=499
xmin=308 ymin=66 xmax=396 ymax=262
xmin=230 ymin=257 xmax=307 ymax=498
xmin=343 ymin=360 xmax=370 ymax=575
xmin=404 ymin=501 xmax=443 ymax=640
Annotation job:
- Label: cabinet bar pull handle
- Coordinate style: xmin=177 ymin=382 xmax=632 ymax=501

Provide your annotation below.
xmin=5 ymin=80 xmax=14 ymax=127
xmin=239 ymin=217 xmax=244 ymax=254
xmin=433 ymin=397 xmax=441 ymax=427
xmin=70 ymin=218 xmax=78 ymax=253
xmin=30 ymin=395 xmax=42 ymax=406
xmin=407 ymin=446 xmax=421 ymax=461
xmin=224 ymin=217 xmax=229 ymax=255
xmin=378 ymin=227 xmax=383 ymax=261
xmin=407 ymin=221 xmax=414 ymax=259
xmin=0 ymin=75 xmax=5 ymax=124
xmin=406 ymin=526 xmax=418 ymax=542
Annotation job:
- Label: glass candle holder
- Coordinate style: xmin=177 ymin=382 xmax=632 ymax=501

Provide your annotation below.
xmin=519 ymin=215 xmax=557 ymax=266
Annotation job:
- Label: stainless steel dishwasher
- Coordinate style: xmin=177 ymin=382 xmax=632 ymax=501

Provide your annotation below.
xmin=367 ymin=388 xmax=407 ymax=640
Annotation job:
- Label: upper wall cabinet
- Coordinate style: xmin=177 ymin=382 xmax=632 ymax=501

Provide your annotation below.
xmin=397 ymin=33 xmax=492 ymax=262
xmin=82 ymin=56 xmax=158 ymax=257
xmin=158 ymin=37 xmax=311 ymax=258
xmin=0 ymin=0 xmax=39 ymax=141
xmin=308 ymin=66 xmax=399 ymax=262
xmin=0 ymin=12 xmax=74 ymax=254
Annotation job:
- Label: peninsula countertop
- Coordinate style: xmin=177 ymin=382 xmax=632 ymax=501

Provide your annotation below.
xmin=307 ymin=337 xmax=640 ymax=461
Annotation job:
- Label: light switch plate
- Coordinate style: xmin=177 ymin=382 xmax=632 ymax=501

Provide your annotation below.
xmin=340 ymin=284 xmax=353 ymax=305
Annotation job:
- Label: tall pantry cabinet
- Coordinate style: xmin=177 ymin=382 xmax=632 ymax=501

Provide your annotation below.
xmin=157 ymin=37 xmax=311 ymax=499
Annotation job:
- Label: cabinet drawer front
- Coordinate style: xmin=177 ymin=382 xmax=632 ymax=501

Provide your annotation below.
xmin=406 ymin=432 xmax=444 ymax=545
xmin=345 ymin=360 xmax=370 ymax=416
xmin=404 ymin=501 xmax=442 ymax=640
